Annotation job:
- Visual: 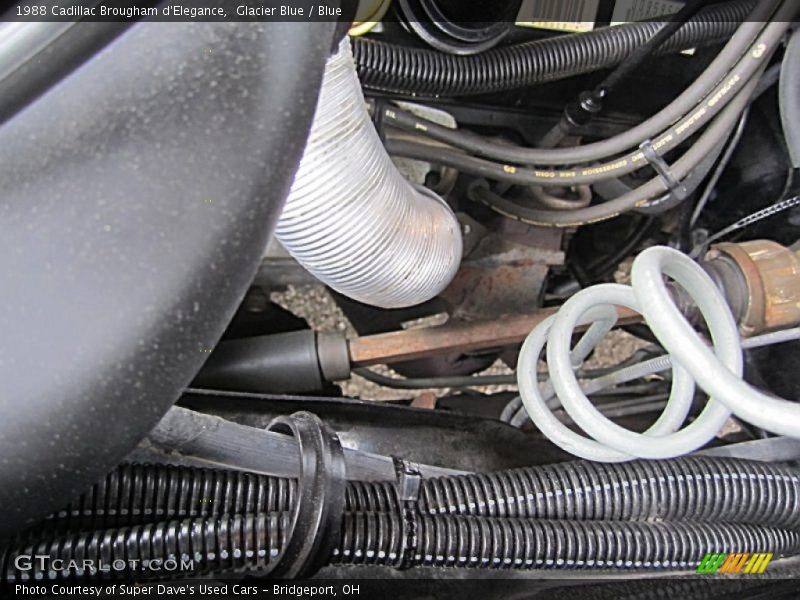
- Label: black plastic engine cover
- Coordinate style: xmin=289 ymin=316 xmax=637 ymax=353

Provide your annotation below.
xmin=0 ymin=21 xmax=334 ymax=537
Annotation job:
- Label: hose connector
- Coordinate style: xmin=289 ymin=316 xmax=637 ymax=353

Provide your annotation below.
xmin=705 ymin=240 xmax=800 ymax=336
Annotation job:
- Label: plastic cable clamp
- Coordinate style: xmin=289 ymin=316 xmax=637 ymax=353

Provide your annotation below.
xmin=640 ymin=139 xmax=688 ymax=201
xmin=266 ymin=411 xmax=346 ymax=579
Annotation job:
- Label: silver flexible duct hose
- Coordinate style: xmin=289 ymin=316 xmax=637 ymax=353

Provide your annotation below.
xmin=275 ymin=39 xmax=463 ymax=309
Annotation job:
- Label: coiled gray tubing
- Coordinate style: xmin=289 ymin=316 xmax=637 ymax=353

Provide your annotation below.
xmin=517 ymin=246 xmax=800 ymax=462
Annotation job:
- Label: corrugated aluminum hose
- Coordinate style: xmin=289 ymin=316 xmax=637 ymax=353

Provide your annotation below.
xmin=275 ymin=38 xmax=463 ymax=309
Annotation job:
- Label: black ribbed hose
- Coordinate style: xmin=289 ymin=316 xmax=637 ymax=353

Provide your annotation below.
xmin=346 ymin=457 xmax=800 ymax=531
xmin=338 ymin=457 xmax=800 ymax=570
xmin=4 ymin=456 xmax=800 ymax=580
xmin=5 ymin=512 xmax=796 ymax=580
xmin=30 ymin=463 xmax=296 ymax=534
xmin=416 ymin=457 xmax=800 ymax=529
xmin=335 ymin=512 xmax=800 ymax=570
xmin=2 ymin=513 xmax=292 ymax=582
xmin=352 ymin=0 xmax=753 ymax=97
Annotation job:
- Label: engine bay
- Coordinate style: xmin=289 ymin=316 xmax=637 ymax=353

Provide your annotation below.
xmin=1 ymin=0 xmax=800 ymax=595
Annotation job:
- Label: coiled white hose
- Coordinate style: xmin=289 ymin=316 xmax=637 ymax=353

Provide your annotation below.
xmin=517 ymin=246 xmax=800 ymax=462
xmin=275 ymin=38 xmax=462 ymax=309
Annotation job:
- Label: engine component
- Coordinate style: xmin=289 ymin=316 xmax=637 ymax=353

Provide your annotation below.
xmin=192 ymin=330 xmax=350 ymax=394
xmin=380 ymin=6 xmax=775 ymax=166
xmin=351 ymin=0 xmax=752 ymax=97
xmin=414 ymin=456 xmax=800 ymax=527
xmin=704 ymin=240 xmax=800 ymax=336
xmin=0 ymin=20 xmax=336 ymax=540
xmin=140 ymin=406 xmax=461 ymax=482
xmin=348 ymin=0 xmax=392 ymax=37
xmin=395 ymin=0 xmax=521 ymax=56
xmin=780 ymin=25 xmax=800 ymax=168
xmin=6 ymin=447 xmax=800 ymax=580
xmin=463 ymin=71 xmax=758 ymax=227
xmin=30 ymin=463 xmax=297 ymax=533
xmin=9 ymin=511 xmax=795 ymax=580
xmin=7 ymin=0 xmax=800 ymax=586
xmin=3 ymin=514 xmax=294 ymax=581
xmin=516 ymin=246 xmax=800 ymax=462
xmin=348 ymin=305 xmax=640 ymax=367
xmin=276 ymin=38 xmax=463 ymax=310
xmin=439 ymin=224 xmax=564 ymax=321
xmin=542 ymin=0 xmax=712 ymax=146
xmin=336 ymin=514 xmax=797 ymax=571
xmin=392 ymin=25 xmax=782 ymax=220
xmin=379 ymin=1 xmax=797 ymax=228
xmin=388 ymin=101 xmax=460 ymax=196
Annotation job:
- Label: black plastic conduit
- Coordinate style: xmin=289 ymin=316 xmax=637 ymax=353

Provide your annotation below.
xmin=3 ymin=514 xmax=293 ymax=582
xmin=4 ymin=420 xmax=800 ymax=580
xmin=334 ymin=513 xmax=799 ymax=570
xmin=30 ymin=464 xmax=296 ymax=534
xmin=5 ymin=513 xmax=795 ymax=580
xmin=51 ymin=454 xmax=800 ymax=541
xmin=352 ymin=0 xmax=753 ymax=97
xmin=413 ymin=457 xmax=800 ymax=529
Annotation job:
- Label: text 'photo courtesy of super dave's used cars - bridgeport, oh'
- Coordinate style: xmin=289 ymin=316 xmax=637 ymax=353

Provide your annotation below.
xmin=1 ymin=0 xmax=800 ymax=598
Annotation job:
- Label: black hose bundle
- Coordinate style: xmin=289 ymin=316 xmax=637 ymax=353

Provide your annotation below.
xmin=3 ymin=414 xmax=800 ymax=581
xmin=335 ymin=512 xmax=799 ymax=570
xmin=352 ymin=1 xmax=752 ymax=97
xmin=8 ymin=512 xmax=796 ymax=580
xmin=336 ymin=456 xmax=800 ymax=569
xmin=5 ymin=514 xmax=292 ymax=581
xmin=415 ymin=456 xmax=800 ymax=528
xmin=32 ymin=463 xmax=296 ymax=534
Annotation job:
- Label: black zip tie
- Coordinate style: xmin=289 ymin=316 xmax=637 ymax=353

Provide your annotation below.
xmin=640 ymin=139 xmax=689 ymax=201
xmin=266 ymin=411 xmax=346 ymax=579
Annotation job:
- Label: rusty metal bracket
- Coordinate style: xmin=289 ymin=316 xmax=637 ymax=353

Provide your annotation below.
xmin=348 ymin=306 xmax=640 ymax=367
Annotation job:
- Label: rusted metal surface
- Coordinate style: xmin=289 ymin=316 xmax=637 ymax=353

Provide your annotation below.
xmin=410 ymin=391 xmax=439 ymax=410
xmin=440 ymin=222 xmax=564 ymax=321
xmin=712 ymin=240 xmax=800 ymax=336
xmin=441 ymin=259 xmax=551 ymax=322
xmin=349 ymin=306 xmax=641 ymax=367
